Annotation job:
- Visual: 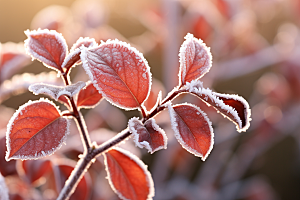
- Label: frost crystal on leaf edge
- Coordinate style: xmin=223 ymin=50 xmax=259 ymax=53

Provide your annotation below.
xmin=29 ymin=81 xmax=86 ymax=100
xmin=185 ymin=80 xmax=251 ymax=132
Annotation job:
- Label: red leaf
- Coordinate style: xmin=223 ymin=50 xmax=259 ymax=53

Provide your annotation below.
xmin=104 ymin=148 xmax=154 ymax=200
xmin=214 ymin=92 xmax=251 ymax=132
xmin=81 ymin=39 xmax=151 ymax=110
xmin=167 ymin=103 xmax=214 ymax=161
xmin=29 ymin=81 xmax=86 ymax=100
xmin=179 ymin=33 xmax=212 ymax=85
xmin=77 ymin=81 xmax=103 ymax=108
xmin=61 ymin=48 xmax=81 ymax=70
xmin=185 ymin=80 xmax=251 ymax=132
xmin=62 ymin=37 xmax=97 ymax=69
xmin=6 ymin=99 xmax=70 ymax=161
xmin=24 ymin=29 xmax=68 ymax=72
xmin=17 ymin=159 xmax=51 ymax=185
xmin=128 ymin=117 xmax=167 ymax=154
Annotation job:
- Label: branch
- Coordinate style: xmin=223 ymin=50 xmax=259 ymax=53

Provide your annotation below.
xmin=57 ymin=154 xmax=93 ymax=200
xmin=61 ymin=72 xmax=91 ymax=152
xmin=57 ymin=82 xmax=183 ymax=199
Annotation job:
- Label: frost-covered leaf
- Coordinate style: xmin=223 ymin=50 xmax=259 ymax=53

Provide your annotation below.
xmin=61 ymin=48 xmax=81 ymax=70
xmin=17 ymin=159 xmax=51 ymax=185
xmin=179 ymin=33 xmax=212 ymax=85
xmin=24 ymin=29 xmax=68 ymax=72
xmin=0 ymin=42 xmax=30 ymax=82
xmin=214 ymin=92 xmax=251 ymax=132
xmin=104 ymin=148 xmax=154 ymax=200
xmin=167 ymin=103 xmax=214 ymax=161
xmin=81 ymin=39 xmax=151 ymax=110
xmin=29 ymin=81 xmax=86 ymax=100
xmin=70 ymin=37 xmax=97 ymax=52
xmin=63 ymin=37 xmax=98 ymax=68
xmin=0 ymin=172 xmax=9 ymax=200
xmin=186 ymin=80 xmax=251 ymax=132
xmin=77 ymin=81 xmax=103 ymax=109
xmin=128 ymin=117 xmax=167 ymax=154
xmin=6 ymin=98 xmax=70 ymax=161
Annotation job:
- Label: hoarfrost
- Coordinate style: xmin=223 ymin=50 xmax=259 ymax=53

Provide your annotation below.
xmin=29 ymin=81 xmax=86 ymax=100
xmin=185 ymin=80 xmax=251 ymax=132
xmin=128 ymin=117 xmax=167 ymax=154
xmin=24 ymin=29 xmax=68 ymax=72
xmin=179 ymin=33 xmax=212 ymax=85
xmin=70 ymin=37 xmax=97 ymax=52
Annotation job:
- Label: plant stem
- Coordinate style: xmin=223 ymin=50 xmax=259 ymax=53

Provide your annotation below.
xmin=145 ymin=88 xmax=183 ymax=121
xmin=93 ymin=129 xmax=132 ymax=155
xmin=61 ymin=72 xmax=91 ymax=151
xmin=58 ymin=70 xmax=183 ymax=199
xmin=57 ymin=129 xmax=132 ymax=199
xmin=69 ymin=96 xmax=91 ymax=151
xmin=57 ymin=154 xmax=93 ymax=200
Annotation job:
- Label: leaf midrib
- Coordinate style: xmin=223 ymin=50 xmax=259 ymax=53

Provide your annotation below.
xmin=13 ymin=117 xmax=62 ymax=157
xmin=90 ymin=48 xmax=141 ymax=108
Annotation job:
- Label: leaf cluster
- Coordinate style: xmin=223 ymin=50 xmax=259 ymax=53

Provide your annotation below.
xmin=4 ymin=29 xmax=251 ymax=200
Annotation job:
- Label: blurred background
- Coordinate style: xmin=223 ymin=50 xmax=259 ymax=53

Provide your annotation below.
xmin=1 ymin=0 xmax=300 ymax=199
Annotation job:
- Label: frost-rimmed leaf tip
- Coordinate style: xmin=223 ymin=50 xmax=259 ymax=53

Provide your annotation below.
xmin=24 ymin=29 xmax=68 ymax=72
xmin=185 ymin=80 xmax=251 ymax=132
xmin=5 ymin=98 xmax=70 ymax=161
xmin=70 ymin=37 xmax=97 ymax=52
xmin=80 ymin=38 xmax=152 ymax=110
xmin=179 ymin=33 xmax=212 ymax=85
